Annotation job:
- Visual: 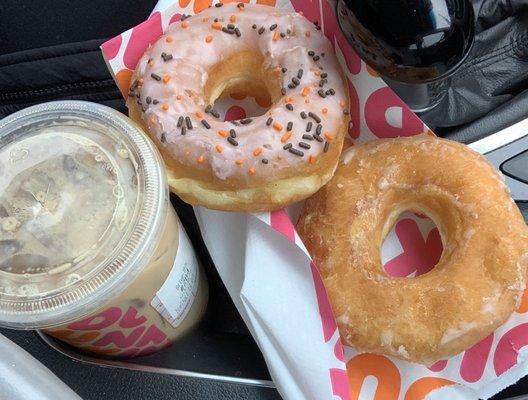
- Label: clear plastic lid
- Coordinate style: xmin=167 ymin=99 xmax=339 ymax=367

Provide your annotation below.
xmin=0 ymin=101 xmax=167 ymax=329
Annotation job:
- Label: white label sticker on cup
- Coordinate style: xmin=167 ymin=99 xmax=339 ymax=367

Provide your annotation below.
xmin=150 ymin=222 xmax=199 ymax=328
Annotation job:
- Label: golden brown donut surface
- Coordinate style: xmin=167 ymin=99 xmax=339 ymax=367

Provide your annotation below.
xmin=128 ymin=4 xmax=349 ymax=211
xmin=296 ymin=135 xmax=528 ymax=364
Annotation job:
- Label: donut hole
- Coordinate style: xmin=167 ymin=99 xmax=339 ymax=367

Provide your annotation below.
xmin=204 ymin=51 xmax=281 ymax=119
xmin=380 ymin=210 xmax=444 ymax=278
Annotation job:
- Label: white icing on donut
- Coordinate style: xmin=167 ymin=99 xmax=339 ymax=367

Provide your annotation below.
xmin=131 ymin=3 xmax=348 ymax=181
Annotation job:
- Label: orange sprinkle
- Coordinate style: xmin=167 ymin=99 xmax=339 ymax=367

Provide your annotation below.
xmin=277 ymin=155 xmax=283 ymax=160
xmin=339 ymin=100 xmax=346 ymax=108
xmin=273 ymin=31 xmax=280 ymax=41
xmin=212 ymin=21 xmax=223 ymax=30
xmin=162 ymin=104 xmax=169 ymax=111
xmin=166 ymin=36 xmax=173 ymax=43
xmin=218 ymin=129 xmax=228 ymax=137
xmin=215 ymin=144 xmax=224 ymax=153
xmin=197 ymin=155 xmax=205 ymax=164
xmin=162 ymin=74 xmax=171 ymax=84
xmin=205 ymin=35 xmax=213 ymax=43
xmin=181 ymin=21 xmax=190 ymax=28
xmin=281 ymin=131 xmax=292 ymax=143
xmin=253 ymin=147 xmax=262 ymax=156
xmin=176 ymin=94 xmax=183 ymax=100
xmin=248 ymin=167 xmax=256 ymax=175
xmin=235 ymin=159 xmax=245 ymax=166
xmin=138 ymin=78 xmax=144 ymax=86
xmin=324 ymin=132 xmax=334 ymax=141
xmin=322 ymin=108 xmax=328 ymax=114
xmin=202 ymin=17 xmax=209 ymax=22
xmin=149 ymin=116 xmax=156 ymax=124
xmin=230 ymin=15 xmax=237 ymax=22
xmin=301 ymin=86 xmax=311 ymax=97
xmin=148 ymin=59 xmax=154 ymax=66
xmin=284 ymin=96 xmax=294 ymax=103
xmin=305 ymin=31 xmax=311 ymax=37
xmin=309 ymin=155 xmax=317 ymax=164
xmin=195 ymin=111 xmax=204 ymax=118
xmin=273 ymin=122 xmax=283 ymax=131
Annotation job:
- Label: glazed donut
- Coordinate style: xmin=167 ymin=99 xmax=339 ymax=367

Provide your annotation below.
xmin=297 ymin=135 xmax=528 ymax=364
xmin=127 ymin=3 xmax=349 ymax=211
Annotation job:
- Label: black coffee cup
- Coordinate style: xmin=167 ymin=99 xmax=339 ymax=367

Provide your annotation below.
xmin=336 ymin=0 xmax=475 ymax=113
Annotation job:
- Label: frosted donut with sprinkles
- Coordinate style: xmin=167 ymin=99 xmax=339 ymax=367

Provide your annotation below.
xmin=127 ymin=2 xmax=349 ymax=211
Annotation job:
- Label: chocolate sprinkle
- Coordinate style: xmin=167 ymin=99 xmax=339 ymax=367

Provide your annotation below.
xmin=283 ymin=143 xmax=293 ymax=150
xmin=289 ymin=148 xmax=304 ymax=157
xmin=270 ymin=24 xmax=278 ymax=31
xmin=128 ymin=91 xmax=135 ymax=98
xmin=324 ymin=141 xmax=330 ymax=152
xmin=205 ymin=104 xmax=212 ymax=113
xmin=237 ymin=2 xmax=245 ymax=8
xmin=313 ymin=55 xmax=320 ymax=61
xmin=299 ymin=142 xmax=311 ymax=149
xmin=314 ymin=134 xmax=323 ymax=142
xmin=215 ymin=2 xmax=223 ymax=6
xmin=222 ymin=27 xmax=235 ymax=34
xmin=316 ymin=124 xmax=322 ymax=135
xmin=280 ymin=32 xmax=286 ymax=38
xmin=185 ymin=116 xmax=193 ymax=130
xmin=211 ymin=109 xmax=220 ymax=118
xmin=266 ymin=117 xmax=273 ymax=126
xmin=287 ymin=121 xmax=293 ymax=131
xmin=262 ymin=158 xmax=269 ymax=164
xmin=258 ymin=26 xmax=265 ymax=34
xmin=131 ymin=80 xmax=139 ymax=90
xmin=161 ymin=52 xmax=173 ymax=62
xmin=319 ymin=79 xmax=328 ymax=87
xmin=325 ymin=89 xmax=333 ymax=95
xmin=227 ymin=23 xmax=235 ymax=29
xmin=318 ymin=89 xmax=326 ymax=98
xmin=308 ymin=112 xmax=321 ymax=123
xmin=288 ymin=83 xmax=295 ymax=89
xmin=281 ymin=88 xmax=287 ymax=95
xmin=297 ymin=69 xmax=303 ymax=79
xmin=177 ymin=116 xmax=184 ymax=127
xmin=287 ymin=29 xmax=291 ymax=34
xmin=300 ymin=111 xmax=308 ymax=119
xmin=161 ymin=133 xmax=166 ymax=143
xmin=227 ymin=137 xmax=239 ymax=146
xmin=281 ymin=67 xmax=287 ymax=73
xmin=153 ymin=99 xmax=159 ymax=105
xmin=306 ymin=122 xmax=313 ymax=132
xmin=328 ymin=88 xmax=336 ymax=95
xmin=292 ymin=77 xmax=300 ymax=85
xmin=151 ymin=73 xmax=161 ymax=81
xmin=229 ymin=129 xmax=237 ymax=138
xmin=308 ymin=50 xmax=315 ymax=56
xmin=235 ymin=28 xmax=241 ymax=37
xmin=146 ymin=96 xmax=152 ymax=104
xmin=181 ymin=125 xmax=187 ymax=135
xmin=321 ymin=72 xmax=328 ymax=79
xmin=201 ymin=120 xmax=211 ymax=129
xmin=286 ymin=104 xmax=294 ymax=111
xmin=252 ymin=24 xmax=257 ymax=29
xmin=343 ymin=109 xmax=350 ymax=115
xmin=302 ymin=134 xmax=314 ymax=140
xmin=240 ymin=118 xmax=253 ymax=125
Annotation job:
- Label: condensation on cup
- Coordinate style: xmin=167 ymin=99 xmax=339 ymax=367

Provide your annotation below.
xmin=0 ymin=101 xmax=208 ymax=358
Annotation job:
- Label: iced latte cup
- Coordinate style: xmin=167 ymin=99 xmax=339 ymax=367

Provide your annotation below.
xmin=0 ymin=101 xmax=208 ymax=358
